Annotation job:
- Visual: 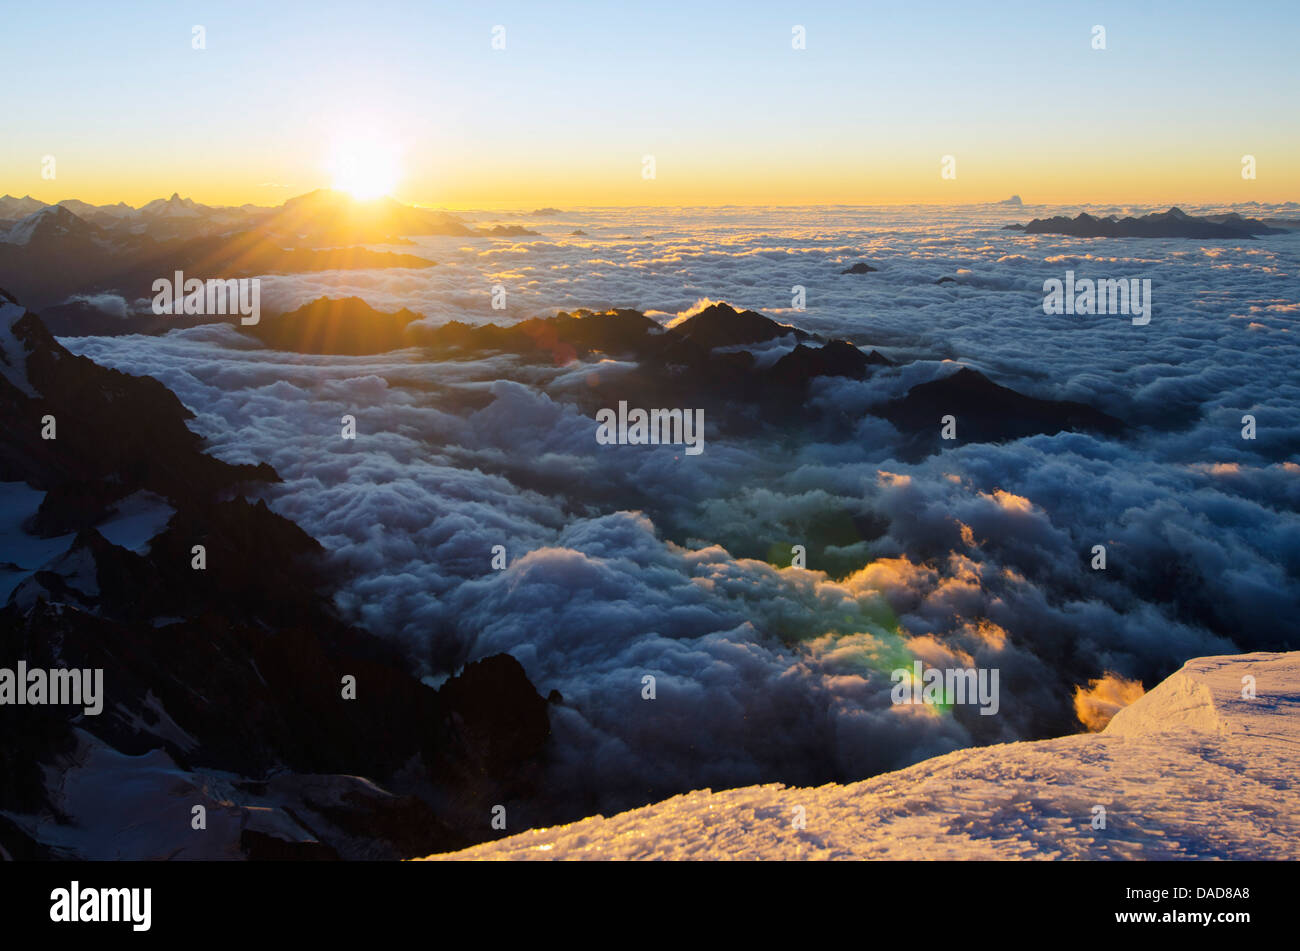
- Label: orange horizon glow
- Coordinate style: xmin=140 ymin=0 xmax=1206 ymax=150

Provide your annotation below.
xmin=6 ymin=125 xmax=1298 ymax=211
xmin=7 ymin=162 xmax=1298 ymax=213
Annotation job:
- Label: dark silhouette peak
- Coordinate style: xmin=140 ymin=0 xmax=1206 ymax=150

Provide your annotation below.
xmin=949 ymin=366 xmax=994 ymax=385
xmin=1015 ymin=207 xmax=1285 ymax=238
xmin=881 ymin=365 xmax=1124 ymax=446
xmin=671 ymin=302 xmax=809 ymax=348
xmin=247 ymin=295 xmax=427 ymax=355
xmin=767 ymin=338 xmax=891 ymax=388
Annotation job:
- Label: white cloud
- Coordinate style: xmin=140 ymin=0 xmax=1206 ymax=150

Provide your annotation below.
xmin=61 ymin=204 xmax=1300 ymax=812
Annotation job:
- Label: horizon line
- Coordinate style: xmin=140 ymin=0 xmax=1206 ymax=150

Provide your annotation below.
xmin=6 ymin=190 xmax=1299 ymax=214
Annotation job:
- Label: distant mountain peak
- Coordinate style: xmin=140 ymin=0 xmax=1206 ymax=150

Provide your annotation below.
xmin=140 ymin=192 xmax=203 ymax=217
xmin=0 ymin=194 xmax=50 ymax=219
xmin=1 ymin=204 xmax=97 ymax=246
xmin=669 ymin=301 xmax=811 ymax=349
xmin=1010 ymin=206 xmax=1286 ymax=238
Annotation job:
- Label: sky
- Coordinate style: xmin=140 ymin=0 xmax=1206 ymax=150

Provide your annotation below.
xmin=2 ymin=0 xmax=1298 ymax=208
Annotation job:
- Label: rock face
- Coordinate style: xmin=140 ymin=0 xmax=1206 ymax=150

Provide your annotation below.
xmin=668 ymin=302 xmax=812 ymax=349
xmin=421 ymin=652 xmax=1300 ymax=860
xmin=0 ymin=290 xmax=554 ymax=860
xmin=767 ymin=340 xmax=892 ymax=387
xmin=0 ymin=293 xmax=276 ymax=534
xmin=879 ymin=366 xmax=1124 ymax=451
xmin=1006 ymin=207 xmax=1289 ymax=239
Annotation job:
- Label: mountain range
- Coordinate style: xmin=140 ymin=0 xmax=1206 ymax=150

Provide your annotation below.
xmin=0 ymin=287 xmax=560 ymax=859
xmin=245 ymin=298 xmax=1123 ymax=458
xmin=1005 ymin=207 xmax=1292 ymax=238
xmin=0 ymin=190 xmax=541 ymax=310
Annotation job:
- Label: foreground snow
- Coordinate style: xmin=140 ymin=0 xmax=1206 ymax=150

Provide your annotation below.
xmin=422 ymin=652 xmax=1299 ymax=860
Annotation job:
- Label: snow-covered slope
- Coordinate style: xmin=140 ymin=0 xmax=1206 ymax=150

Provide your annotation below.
xmin=421 ymin=652 xmax=1299 ymax=860
xmin=0 ymin=295 xmax=39 ymax=396
xmin=0 ymin=205 xmax=99 ymax=246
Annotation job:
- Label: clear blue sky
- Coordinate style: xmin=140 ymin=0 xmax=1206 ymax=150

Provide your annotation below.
xmin=3 ymin=0 xmax=1297 ymax=205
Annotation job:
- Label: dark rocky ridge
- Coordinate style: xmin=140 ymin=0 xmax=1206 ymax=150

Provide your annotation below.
xmin=0 ymin=190 xmax=541 ymax=310
xmin=0 ymin=301 xmax=276 ymax=535
xmin=1005 ymin=207 xmax=1290 ymax=239
xmin=0 ymin=289 xmax=556 ymax=860
xmin=249 ymin=296 xmax=426 ymax=354
xmin=0 ymin=286 xmax=1137 ymax=858
xmin=248 ymin=300 xmax=907 ymax=437
xmin=879 ymin=366 xmax=1124 ymax=457
xmin=767 ymin=340 xmax=892 ymax=388
xmin=244 ymin=297 xmax=1121 ymax=452
xmin=669 ymin=302 xmax=812 ymax=349
xmin=0 ymin=212 xmax=437 ymax=310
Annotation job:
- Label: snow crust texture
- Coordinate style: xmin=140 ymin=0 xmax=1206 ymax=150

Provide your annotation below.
xmin=423 ymin=652 xmax=1300 ymax=860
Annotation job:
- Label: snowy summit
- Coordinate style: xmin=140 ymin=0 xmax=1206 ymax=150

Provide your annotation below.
xmin=421 ymin=652 xmax=1300 ymax=860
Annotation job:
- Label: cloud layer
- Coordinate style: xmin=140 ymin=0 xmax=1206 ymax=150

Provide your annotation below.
xmin=64 ymin=204 xmax=1300 ymax=812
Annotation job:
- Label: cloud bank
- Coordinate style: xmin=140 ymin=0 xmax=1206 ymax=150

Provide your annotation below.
xmin=64 ymin=204 xmax=1300 ymax=812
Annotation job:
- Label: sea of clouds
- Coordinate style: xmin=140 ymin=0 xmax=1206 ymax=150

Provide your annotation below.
xmin=64 ymin=204 xmax=1300 ymax=813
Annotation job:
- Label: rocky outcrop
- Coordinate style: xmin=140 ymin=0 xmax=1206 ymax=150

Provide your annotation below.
xmin=767 ymin=340 xmax=892 ymax=387
xmin=879 ymin=366 xmax=1124 ymax=451
xmin=0 ymin=295 xmax=275 ymax=534
xmin=668 ymin=302 xmax=811 ymax=349
xmin=0 ymin=290 xmax=555 ymax=860
xmin=241 ymin=298 xmax=1124 ymax=452
xmin=1006 ymin=207 xmax=1289 ymax=239
xmin=249 ymin=296 xmax=428 ymax=355
xmin=477 ymin=224 xmax=540 ymax=237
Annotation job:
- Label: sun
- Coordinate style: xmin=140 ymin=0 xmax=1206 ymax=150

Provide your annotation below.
xmin=328 ymin=136 xmax=401 ymax=200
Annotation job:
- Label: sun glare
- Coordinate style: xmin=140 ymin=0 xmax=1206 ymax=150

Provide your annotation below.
xmin=328 ymin=137 xmax=401 ymax=200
